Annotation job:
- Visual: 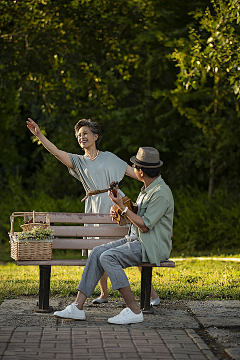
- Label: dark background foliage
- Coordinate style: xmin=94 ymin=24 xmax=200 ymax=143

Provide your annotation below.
xmin=0 ymin=0 xmax=239 ymax=254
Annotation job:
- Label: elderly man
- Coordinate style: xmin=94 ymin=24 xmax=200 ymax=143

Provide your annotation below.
xmin=54 ymin=147 xmax=174 ymax=324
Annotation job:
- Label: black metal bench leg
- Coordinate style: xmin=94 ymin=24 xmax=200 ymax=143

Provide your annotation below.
xmin=34 ymin=265 xmax=53 ymax=313
xmin=140 ymin=267 xmax=154 ymax=314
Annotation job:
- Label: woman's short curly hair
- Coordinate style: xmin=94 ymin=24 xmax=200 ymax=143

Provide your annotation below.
xmin=75 ymin=119 xmax=102 ymax=149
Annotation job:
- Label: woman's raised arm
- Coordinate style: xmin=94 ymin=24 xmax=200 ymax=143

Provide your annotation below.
xmin=27 ymin=118 xmax=74 ymax=169
xmin=125 ymin=164 xmax=138 ymax=179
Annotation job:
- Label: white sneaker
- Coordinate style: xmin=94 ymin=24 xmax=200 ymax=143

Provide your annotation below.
xmin=54 ymin=302 xmax=86 ymax=320
xmin=150 ymin=296 xmax=160 ymax=306
xmin=108 ymin=308 xmax=143 ymax=325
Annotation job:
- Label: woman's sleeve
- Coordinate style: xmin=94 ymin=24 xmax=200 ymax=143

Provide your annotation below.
xmin=110 ymin=153 xmax=127 ymax=182
xmin=67 ymin=153 xmax=88 ymax=191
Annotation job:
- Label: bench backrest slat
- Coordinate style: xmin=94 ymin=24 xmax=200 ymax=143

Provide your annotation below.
xmin=52 ymin=238 xmax=119 ymax=250
xmin=35 ymin=212 xmax=114 ymax=224
xmin=51 ymin=225 xmax=128 ymax=238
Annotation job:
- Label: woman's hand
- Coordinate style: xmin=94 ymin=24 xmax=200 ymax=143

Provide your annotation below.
xmin=108 ymin=190 xmax=124 ymax=210
xmin=26 ymin=118 xmax=41 ymax=137
xmin=26 ymin=117 xmax=74 ymax=168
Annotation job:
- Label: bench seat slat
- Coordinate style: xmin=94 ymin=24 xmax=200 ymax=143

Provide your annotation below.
xmin=52 ymin=238 xmax=121 ymax=249
xmin=17 ymin=259 xmax=175 ymax=267
xmin=51 ymin=225 xmax=128 ymax=237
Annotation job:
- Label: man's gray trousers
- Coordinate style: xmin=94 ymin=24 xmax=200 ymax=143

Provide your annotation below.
xmin=77 ymin=237 xmax=142 ymax=297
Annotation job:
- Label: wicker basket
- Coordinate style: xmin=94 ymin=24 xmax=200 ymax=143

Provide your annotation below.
xmin=20 ymin=211 xmax=50 ymax=231
xmin=9 ymin=211 xmax=53 ymax=261
xmin=9 ymin=234 xmax=53 ymax=261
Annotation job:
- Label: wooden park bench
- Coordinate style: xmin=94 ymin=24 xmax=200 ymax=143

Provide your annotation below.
xmin=12 ymin=212 xmax=175 ymax=314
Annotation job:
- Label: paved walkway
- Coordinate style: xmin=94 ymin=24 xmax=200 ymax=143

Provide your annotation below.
xmin=1 ymin=297 xmax=240 ymax=360
xmin=0 ymin=326 xmax=212 ymax=360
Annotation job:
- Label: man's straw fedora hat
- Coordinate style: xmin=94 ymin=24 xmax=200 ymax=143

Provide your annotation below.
xmin=130 ymin=147 xmax=163 ymax=168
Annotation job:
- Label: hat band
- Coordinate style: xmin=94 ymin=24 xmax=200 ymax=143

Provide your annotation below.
xmin=135 ymin=158 xmax=160 ymax=167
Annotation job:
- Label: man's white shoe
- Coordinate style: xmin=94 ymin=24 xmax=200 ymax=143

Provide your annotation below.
xmin=108 ymin=308 xmax=143 ymax=325
xmin=54 ymin=302 xmax=86 ymax=320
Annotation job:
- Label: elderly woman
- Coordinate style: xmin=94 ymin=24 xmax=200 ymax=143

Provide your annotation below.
xmin=26 ymin=118 xmax=160 ymax=306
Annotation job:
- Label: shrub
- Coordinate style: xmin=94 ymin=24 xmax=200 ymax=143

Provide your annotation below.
xmin=173 ymin=187 xmax=240 ymax=253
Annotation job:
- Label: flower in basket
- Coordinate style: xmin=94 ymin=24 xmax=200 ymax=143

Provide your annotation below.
xmin=15 ymin=227 xmax=54 ymax=242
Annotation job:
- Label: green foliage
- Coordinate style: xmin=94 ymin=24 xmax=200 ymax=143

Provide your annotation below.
xmin=173 ymin=187 xmax=240 ymax=253
xmin=15 ymin=227 xmax=54 ymax=241
xmin=0 ymin=0 xmax=211 ymax=198
xmin=0 ymin=0 xmax=240 ymax=252
xmin=171 ymin=0 xmax=240 ymax=196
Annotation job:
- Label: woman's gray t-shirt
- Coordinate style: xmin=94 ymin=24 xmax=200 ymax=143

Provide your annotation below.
xmin=68 ymin=151 xmax=127 ymax=214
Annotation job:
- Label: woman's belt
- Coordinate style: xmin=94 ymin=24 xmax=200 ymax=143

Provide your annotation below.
xmin=81 ymin=182 xmax=119 ymax=202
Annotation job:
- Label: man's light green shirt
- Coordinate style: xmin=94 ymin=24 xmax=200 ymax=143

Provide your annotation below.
xmin=134 ymin=175 xmax=174 ymax=266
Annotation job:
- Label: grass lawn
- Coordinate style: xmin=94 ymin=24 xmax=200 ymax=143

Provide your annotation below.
xmin=1 ymin=258 xmax=240 ymax=305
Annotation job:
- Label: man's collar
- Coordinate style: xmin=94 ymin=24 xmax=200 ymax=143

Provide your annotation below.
xmin=140 ymin=175 xmax=162 ymax=193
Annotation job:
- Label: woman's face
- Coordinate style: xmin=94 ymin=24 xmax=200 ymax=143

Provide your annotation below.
xmin=76 ymin=126 xmax=98 ymax=150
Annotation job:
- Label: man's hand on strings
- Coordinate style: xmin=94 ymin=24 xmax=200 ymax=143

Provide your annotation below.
xmin=110 ymin=206 xmax=117 ymax=222
xmin=108 ymin=190 xmax=124 ymax=210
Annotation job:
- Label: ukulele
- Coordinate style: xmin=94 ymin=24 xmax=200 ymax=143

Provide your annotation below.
xmin=109 ymin=181 xmax=138 ymax=226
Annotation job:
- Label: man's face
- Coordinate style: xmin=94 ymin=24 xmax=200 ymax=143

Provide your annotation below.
xmin=132 ymin=164 xmax=144 ymax=182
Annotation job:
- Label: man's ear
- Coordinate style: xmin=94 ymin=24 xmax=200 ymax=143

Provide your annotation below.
xmin=139 ymin=169 xmax=144 ymax=177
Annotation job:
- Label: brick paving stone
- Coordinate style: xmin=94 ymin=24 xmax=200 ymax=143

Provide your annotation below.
xmin=73 ymin=348 xmax=105 ymax=355
xmin=0 ymin=336 xmax=12 ymax=341
xmin=140 ymin=356 xmax=174 ymax=360
xmin=73 ymin=357 xmax=106 ymax=360
xmin=55 ymin=355 xmax=72 ymax=360
xmin=33 ymin=352 xmax=56 ymax=359
xmin=73 ymin=347 xmax=105 ymax=354
xmin=133 ymin=339 xmax=165 ymax=345
xmin=131 ymin=333 xmax=161 ymax=337
xmin=172 ymin=353 xmax=207 ymax=360
xmin=5 ymin=345 xmax=37 ymax=351
xmin=72 ymin=348 xmax=92 ymax=355
xmin=137 ymin=346 xmax=172 ymax=353
xmin=15 ymin=327 xmax=42 ymax=332
xmin=189 ymin=356 xmax=209 ymax=360
xmin=72 ymin=339 xmax=102 ymax=345
xmin=104 ymin=327 xmax=129 ymax=332
xmin=173 ymin=354 xmax=195 ymax=360
xmin=87 ymin=348 xmax=106 ymax=353
xmin=120 ymin=355 xmax=142 ymax=359
xmin=8 ymin=338 xmax=39 ymax=343
xmin=168 ymin=347 xmax=206 ymax=354
xmin=73 ymin=343 xmax=104 ymax=348
xmin=101 ymin=333 xmax=125 ymax=337
xmin=103 ymin=340 xmax=135 ymax=346
xmin=2 ymin=356 xmax=40 ymax=360
xmin=105 ymin=353 xmax=140 ymax=359
xmin=3 ymin=350 xmax=38 ymax=356
xmin=104 ymin=346 xmax=136 ymax=352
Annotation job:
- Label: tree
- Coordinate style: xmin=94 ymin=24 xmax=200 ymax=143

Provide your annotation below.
xmin=0 ymin=0 xmax=210 ymax=198
xmin=171 ymin=0 xmax=240 ymax=197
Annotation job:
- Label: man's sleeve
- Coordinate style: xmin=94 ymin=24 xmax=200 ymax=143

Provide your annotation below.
xmin=141 ymin=194 xmax=169 ymax=230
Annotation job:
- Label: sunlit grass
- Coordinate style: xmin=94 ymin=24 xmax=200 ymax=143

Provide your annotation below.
xmin=1 ymin=259 xmax=240 ymax=305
